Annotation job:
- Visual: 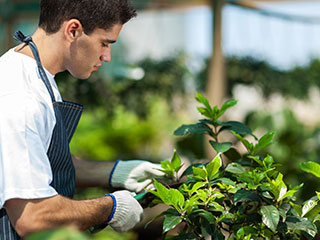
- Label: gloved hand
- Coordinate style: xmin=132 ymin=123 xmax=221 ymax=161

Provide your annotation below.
xmin=106 ymin=190 xmax=144 ymax=232
xmin=109 ymin=160 xmax=165 ymax=192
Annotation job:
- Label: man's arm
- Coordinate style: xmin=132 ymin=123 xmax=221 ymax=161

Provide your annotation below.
xmin=72 ymin=156 xmax=165 ymax=192
xmin=5 ymin=195 xmax=113 ymax=237
xmin=72 ymin=156 xmax=115 ymax=188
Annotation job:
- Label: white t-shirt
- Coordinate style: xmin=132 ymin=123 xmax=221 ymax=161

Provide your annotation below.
xmin=0 ymin=48 xmax=62 ymax=208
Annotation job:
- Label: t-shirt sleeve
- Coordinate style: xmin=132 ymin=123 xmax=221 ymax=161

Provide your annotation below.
xmin=0 ymin=91 xmax=57 ymax=208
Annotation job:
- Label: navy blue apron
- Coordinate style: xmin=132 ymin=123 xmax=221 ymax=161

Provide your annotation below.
xmin=0 ymin=31 xmax=84 ymax=240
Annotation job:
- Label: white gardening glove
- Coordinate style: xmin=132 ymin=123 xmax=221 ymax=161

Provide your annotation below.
xmin=109 ymin=160 xmax=165 ymax=192
xmin=106 ymin=190 xmax=144 ymax=232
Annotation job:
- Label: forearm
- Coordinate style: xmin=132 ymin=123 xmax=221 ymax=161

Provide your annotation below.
xmin=5 ymin=194 xmax=113 ymax=237
xmin=72 ymin=156 xmax=115 ymax=188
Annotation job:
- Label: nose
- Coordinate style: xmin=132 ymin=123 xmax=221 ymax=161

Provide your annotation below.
xmin=100 ymin=48 xmax=111 ymax=62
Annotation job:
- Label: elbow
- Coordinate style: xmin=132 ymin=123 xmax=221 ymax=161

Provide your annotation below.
xmin=13 ymin=215 xmax=42 ymax=237
xmin=14 ymin=222 xmax=31 ymax=237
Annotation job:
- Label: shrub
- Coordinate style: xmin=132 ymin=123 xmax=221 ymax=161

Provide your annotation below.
xmin=146 ymin=92 xmax=320 ymax=239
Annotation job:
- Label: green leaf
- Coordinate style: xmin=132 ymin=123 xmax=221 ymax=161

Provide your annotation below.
xmin=199 ymin=119 xmax=215 ymax=126
xmin=189 ymin=182 xmax=206 ymax=195
xmin=305 ymin=204 xmax=320 ymax=222
xmin=211 ymin=191 xmax=225 ymax=199
xmin=199 ymin=211 xmax=216 ymax=224
xmin=185 ymin=195 xmax=201 ymax=213
xmin=197 ymin=189 xmax=209 ymax=203
xmin=234 ymin=190 xmax=259 ymax=203
xmin=290 ymin=202 xmax=302 ymax=216
xmin=160 ymin=160 xmax=172 ymax=170
xmin=153 ymin=179 xmax=172 ymax=205
xmin=260 ymin=205 xmax=280 ymax=232
xmin=263 ymin=155 xmax=274 ymax=169
xmin=232 ymin=131 xmax=253 ymax=152
xmin=249 ymin=156 xmax=263 ymax=167
xmin=159 ymin=160 xmax=174 ymax=177
xmin=225 ymin=162 xmax=246 ymax=175
xmin=270 ymin=173 xmax=286 ymax=200
xmin=195 ymin=92 xmax=212 ymax=112
xmin=209 ymin=141 xmax=232 ymax=153
xmin=197 ymin=107 xmax=212 ymax=118
xmin=212 ymin=230 xmax=224 ymax=240
xmin=261 ymin=191 xmax=273 ymax=200
xmin=292 ymin=183 xmax=304 ymax=191
xmin=168 ymin=188 xmax=185 ymax=210
xmin=253 ymin=132 xmax=275 ymax=154
xmin=174 ymin=123 xmax=213 ymax=136
xmin=302 ymin=199 xmax=318 ymax=217
xmin=220 ymin=121 xmax=257 ymax=139
xmin=218 ymin=99 xmax=238 ymax=118
xmin=212 ymin=106 xmax=220 ymax=119
xmin=286 ymin=216 xmax=317 ymax=237
xmin=212 ymin=177 xmax=236 ymax=186
xmin=317 ymin=191 xmax=320 ymax=200
xmin=300 ymin=161 xmax=320 ymax=178
xmin=193 ymin=166 xmax=207 ymax=180
xmin=181 ymin=163 xmax=205 ymax=177
xmin=206 ymin=154 xmax=222 ymax=179
xmin=279 ymin=189 xmax=297 ymax=202
xmin=223 ymin=147 xmax=241 ymax=162
xmin=171 ymin=149 xmax=182 ymax=172
xmin=159 ymin=169 xmax=175 ymax=177
xmin=163 ymin=215 xmax=183 ymax=233
xmin=208 ymin=202 xmax=224 ymax=212
xmin=147 ymin=189 xmax=160 ymax=199
xmin=236 ymin=226 xmax=257 ymax=239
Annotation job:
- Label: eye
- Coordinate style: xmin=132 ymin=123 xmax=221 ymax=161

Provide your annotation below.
xmin=102 ymin=42 xmax=109 ymax=47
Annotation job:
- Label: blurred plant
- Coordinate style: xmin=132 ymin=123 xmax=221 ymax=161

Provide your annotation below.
xmin=198 ymin=56 xmax=320 ymax=100
xmin=146 ymin=93 xmax=319 ymax=239
xmin=26 ymin=227 xmax=137 ymax=240
xmin=70 ymin=96 xmax=189 ymax=161
xmin=56 ymin=54 xmax=190 ymax=118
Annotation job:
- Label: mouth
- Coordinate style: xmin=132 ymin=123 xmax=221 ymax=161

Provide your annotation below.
xmin=93 ymin=64 xmax=102 ymax=71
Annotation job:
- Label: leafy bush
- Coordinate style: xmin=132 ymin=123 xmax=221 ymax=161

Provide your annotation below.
xmin=245 ymin=108 xmax=320 ymax=201
xmin=146 ymin=93 xmax=320 ymax=239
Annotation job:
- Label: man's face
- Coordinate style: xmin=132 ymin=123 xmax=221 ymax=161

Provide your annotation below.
xmin=67 ymin=24 xmax=123 ymax=79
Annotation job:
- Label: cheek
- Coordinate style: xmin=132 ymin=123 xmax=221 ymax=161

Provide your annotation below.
xmin=76 ymin=38 xmax=98 ymax=60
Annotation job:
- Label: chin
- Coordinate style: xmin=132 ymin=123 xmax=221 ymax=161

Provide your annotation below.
xmin=69 ymin=70 xmax=91 ymax=80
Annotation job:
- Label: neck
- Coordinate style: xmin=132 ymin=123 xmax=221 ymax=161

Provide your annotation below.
xmin=15 ymin=28 xmax=66 ymax=75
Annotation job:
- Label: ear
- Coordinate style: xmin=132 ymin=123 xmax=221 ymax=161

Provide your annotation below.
xmin=64 ymin=19 xmax=83 ymax=42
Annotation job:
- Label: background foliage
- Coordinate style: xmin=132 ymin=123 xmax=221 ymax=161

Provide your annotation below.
xmin=38 ymin=53 xmax=320 ymax=239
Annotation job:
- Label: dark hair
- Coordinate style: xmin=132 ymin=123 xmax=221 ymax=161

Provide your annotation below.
xmin=38 ymin=0 xmax=137 ymax=35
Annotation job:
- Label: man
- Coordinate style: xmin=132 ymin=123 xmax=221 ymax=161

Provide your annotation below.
xmin=0 ymin=0 xmax=164 ymax=239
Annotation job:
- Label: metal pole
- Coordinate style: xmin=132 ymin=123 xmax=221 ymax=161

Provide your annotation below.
xmin=206 ymin=0 xmax=225 ymax=107
xmin=205 ymin=0 xmax=225 ymax=159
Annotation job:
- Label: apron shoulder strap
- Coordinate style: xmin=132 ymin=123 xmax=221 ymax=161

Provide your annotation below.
xmin=14 ymin=30 xmax=56 ymax=102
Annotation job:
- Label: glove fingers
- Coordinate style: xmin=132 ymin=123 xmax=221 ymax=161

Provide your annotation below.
xmin=145 ymin=183 xmax=156 ymax=190
xmin=145 ymin=167 xmax=165 ymax=176
xmin=126 ymin=179 xmax=153 ymax=193
xmin=140 ymin=163 xmax=165 ymax=176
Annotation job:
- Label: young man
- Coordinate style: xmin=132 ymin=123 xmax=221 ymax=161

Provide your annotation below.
xmin=0 ymin=0 xmax=164 ymax=239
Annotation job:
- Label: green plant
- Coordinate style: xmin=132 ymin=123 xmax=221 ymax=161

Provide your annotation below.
xmin=244 ymin=108 xmax=320 ymax=202
xmin=146 ymin=92 xmax=320 ymax=239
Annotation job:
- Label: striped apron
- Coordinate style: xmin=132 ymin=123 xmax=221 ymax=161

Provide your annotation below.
xmin=0 ymin=31 xmax=84 ymax=240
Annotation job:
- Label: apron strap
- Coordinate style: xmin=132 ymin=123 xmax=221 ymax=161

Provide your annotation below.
xmin=14 ymin=30 xmax=56 ymax=102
